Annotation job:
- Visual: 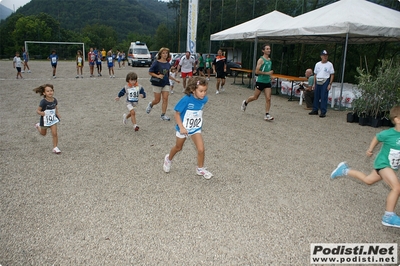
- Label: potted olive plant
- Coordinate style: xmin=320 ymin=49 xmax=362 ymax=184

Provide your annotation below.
xmin=352 ymin=59 xmax=400 ymax=127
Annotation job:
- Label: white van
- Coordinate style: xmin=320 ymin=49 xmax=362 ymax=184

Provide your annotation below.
xmin=127 ymin=41 xmax=151 ymax=67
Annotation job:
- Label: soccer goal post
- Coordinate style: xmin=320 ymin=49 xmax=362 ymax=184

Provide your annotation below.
xmin=24 ymin=41 xmax=85 ymax=61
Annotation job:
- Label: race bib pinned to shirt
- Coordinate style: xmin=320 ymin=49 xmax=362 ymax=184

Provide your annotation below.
xmin=388 ymin=148 xmax=400 ymax=170
xmin=183 ymin=110 xmax=203 ymax=134
xmin=127 ymin=87 xmax=140 ymax=102
xmin=43 ymin=109 xmax=59 ymax=127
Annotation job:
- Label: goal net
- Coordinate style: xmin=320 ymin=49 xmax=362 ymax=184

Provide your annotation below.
xmin=24 ymin=41 xmax=85 ymax=61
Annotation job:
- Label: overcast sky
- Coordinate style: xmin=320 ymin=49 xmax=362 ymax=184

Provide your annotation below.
xmin=0 ymin=0 xmax=31 ymax=11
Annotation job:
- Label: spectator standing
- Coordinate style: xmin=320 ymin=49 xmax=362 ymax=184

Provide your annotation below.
xmin=309 ymin=50 xmax=334 ymax=118
xmin=22 ymin=47 xmax=31 ymax=73
xmin=48 ymin=50 xmax=58 ymax=79
xmin=96 ymin=52 xmax=103 ymax=77
xmin=106 ymin=51 xmax=115 ymax=78
xmin=101 ymin=48 xmax=106 ymax=61
xmin=88 ymin=47 xmax=96 ymax=77
xmin=76 ymin=50 xmax=84 ymax=78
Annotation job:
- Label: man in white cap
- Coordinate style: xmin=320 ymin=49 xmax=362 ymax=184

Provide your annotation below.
xmin=308 ymin=50 xmax=334 ymax=118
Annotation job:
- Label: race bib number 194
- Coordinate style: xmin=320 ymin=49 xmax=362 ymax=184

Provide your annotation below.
xmin=43 ymin=109 xmax=59 ymax=127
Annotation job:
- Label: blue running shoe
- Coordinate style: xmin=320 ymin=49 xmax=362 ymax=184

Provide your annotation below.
xmin=330 ymin=162 xmax=349 ymax=179
xmin=382 ymin=214 xmax=400 ymax=228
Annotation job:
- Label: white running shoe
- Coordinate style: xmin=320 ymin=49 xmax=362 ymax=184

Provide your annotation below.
xmin=160 ymin=115 xmax=170 ymax=121
xmin=221 ymin=86 xmax=225 ymax=92
xmin=196 ymin=167 xmax=213 ymax=179
xmin=241 ymin=100 xmax=246 ymax=111
xmin=163 ymin=154 xmax=171 ymax=173
xmin=264 ymin=114 xmax=274 ymax=121
xmin=216 ymin=90 xmax=219 ymax=94
xmin=146 ymin=102 xmax=152 ymax=114
xmin=53 ymin=147 xmax=61 ymax=154
xmin=122 ymin=113 xmax=127 ymax=125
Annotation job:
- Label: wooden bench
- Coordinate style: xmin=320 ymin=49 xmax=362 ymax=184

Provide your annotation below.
xmin=231 ymin=69 xmax=307 ymax=100
xmin=271 ymin=74 xmax=307 ymax=100
xmin=230 ymin=68 xmax=253 ymax=88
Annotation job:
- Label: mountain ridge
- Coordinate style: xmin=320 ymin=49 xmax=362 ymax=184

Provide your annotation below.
xmin=0 ymin=4 xmax=13 ymax=20
xmin=9 ymin=0 xmax=173 ymax=40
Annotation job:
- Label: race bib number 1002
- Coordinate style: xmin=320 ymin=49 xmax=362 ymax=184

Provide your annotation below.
xmin=183 ymin=110 xmax=203 ymax=134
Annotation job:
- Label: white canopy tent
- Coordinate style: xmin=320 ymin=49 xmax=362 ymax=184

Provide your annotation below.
xmin=210 ymin=11 xmax=294 ymax=89
xmin=211 ymin=0 xmax=400 ymax=108
xmin=257 ymin=0 xmax=400 ymax=108
xmin=257 ymin=0 xmax=400 ymax=44
xmin=210 ymin=10 xmax=293 ymax=41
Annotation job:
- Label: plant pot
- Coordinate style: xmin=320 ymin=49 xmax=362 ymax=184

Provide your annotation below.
xmin=381 ymin=118 xmax=394 ymax=127
xmin=382 ymin=118 xmax=390 ymax=127
xmin=358 ymin=116 xmax=369 ymax=126
xmin=370 ymin=117 xmax=382 ymax=128
xmin=346 ymin=112 xmax=359 ymax=123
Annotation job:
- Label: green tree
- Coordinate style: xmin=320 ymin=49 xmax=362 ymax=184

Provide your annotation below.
xmin=13 ymin=16 xmax=52 ymax=45
xmin=81 ymin=24 xmax=118 ymax=52
xmin=153 ymin=23 xmax=171 ymax=51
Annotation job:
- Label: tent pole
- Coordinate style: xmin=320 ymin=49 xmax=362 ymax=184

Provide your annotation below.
xmin=339 ymin=33 xmax=348 ymax=110
xmin=251 ymin=37 xmax=258 ymax=89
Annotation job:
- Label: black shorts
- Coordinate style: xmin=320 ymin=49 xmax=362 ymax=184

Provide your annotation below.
xmin=198 ymin=67 xmax=204 ymax=71
xmin=255 ymin=82 xmax=272 ymax=91
xmin=216 ymin=71 xmax=226 ymax=79
xmin=16 ymin=67 xmax=21 ymax=73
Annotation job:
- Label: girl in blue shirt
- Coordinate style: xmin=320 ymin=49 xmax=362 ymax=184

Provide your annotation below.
xmin=163 ymin=77 xmax=213 ymax=179
xmin=48 ymin=50 xmax=58 ymax=78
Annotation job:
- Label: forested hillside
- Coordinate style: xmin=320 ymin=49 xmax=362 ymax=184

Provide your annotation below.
xmin=15 ymin=0 xmax=172 ymax=39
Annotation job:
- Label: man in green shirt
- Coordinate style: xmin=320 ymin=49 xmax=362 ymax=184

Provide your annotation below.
xmin=241 ymin=44 xmax=274 ymax=121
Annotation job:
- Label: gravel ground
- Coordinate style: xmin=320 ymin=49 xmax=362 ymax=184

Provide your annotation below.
xmin=0 ymin=60 xmax=399 ymax=265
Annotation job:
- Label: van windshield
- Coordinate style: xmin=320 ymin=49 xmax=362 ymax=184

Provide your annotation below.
xmin=134 ymin=49 xmax=148 ymax=54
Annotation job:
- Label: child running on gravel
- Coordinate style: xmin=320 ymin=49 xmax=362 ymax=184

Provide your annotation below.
xmin=115 ymin=72 xmax=146 ymax=131
xmin=331 ymin=106 xmax=400 ymax=228
xmin=34 ymin=84 xmax=61 ymax=154
xmin=163 ymin=77 xmax=213 ymax=179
